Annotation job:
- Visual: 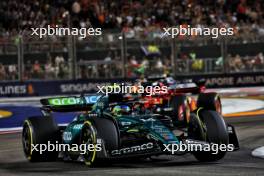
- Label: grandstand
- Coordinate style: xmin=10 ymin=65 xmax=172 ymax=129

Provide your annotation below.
xmin=0 ymin=0 xmax=263 ymax=81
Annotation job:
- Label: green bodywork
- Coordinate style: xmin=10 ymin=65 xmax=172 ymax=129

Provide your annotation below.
xmin=44 ymin=95 xmax=180 ymax=154
xmin=61 ymin=95 xmax=179 ymax=147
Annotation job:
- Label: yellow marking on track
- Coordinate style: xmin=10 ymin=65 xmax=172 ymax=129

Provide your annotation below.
xmin=224 ymin=110 xmax=264 ymax=117
xmin=0 ymin=110 xmax=12 ymax=118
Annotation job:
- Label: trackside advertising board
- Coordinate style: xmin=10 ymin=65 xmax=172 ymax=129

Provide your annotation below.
xmin=0 ymin=79 xmax=133 ymax=97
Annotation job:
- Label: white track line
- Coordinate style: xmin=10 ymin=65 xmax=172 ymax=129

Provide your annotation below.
xmin=252 ymin=146 xmax=264 ymax=159
xmin=0 ymin=124 xmax=68 ymax=134
xmin=222 ymin=98 xmax=264 ymax=115
xmin=0 ymin=127 xmax=22 ymax=132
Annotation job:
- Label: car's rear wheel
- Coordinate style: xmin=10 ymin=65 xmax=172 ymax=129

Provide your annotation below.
xmin=168 ymin=95 xmax=190 ymax=127
xmin=22 ymin=116 xmax=59 ymax=162
xmin=188 ymin=109 xmax=229 ymax=162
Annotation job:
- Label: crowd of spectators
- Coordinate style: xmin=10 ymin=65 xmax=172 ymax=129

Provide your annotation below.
xmin=0 ymin=0 xmax=263 ymax=42
xmin=127 ymin=55 xmax=172 ymax=77
xmin=78 ymin=51 xmax=122 ymax=79
xmin=0 ymin=64 xmax=17 ymax=80
xmin=0 ymin=55 xmax=69 ymax=80
xmin=0 ymin=0 xmax=263 ymax=80
xmin=175 ymin=52 xmax=264 ymax=74
xmin=0 ymin=52 xmax=263 ymax=80
xmin=228 ymin=52 xmax=264 ymax=72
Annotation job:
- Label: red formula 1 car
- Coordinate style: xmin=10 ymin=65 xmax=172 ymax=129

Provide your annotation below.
xmin=134 ymin=77 xmax=221 ymax=123
xmin=128 ymin=77 xmax=239 ymax=151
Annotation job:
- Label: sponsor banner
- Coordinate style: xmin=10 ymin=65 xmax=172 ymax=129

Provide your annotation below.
xmin=178 ymin=72 xmax=264 ymax=88
xmin=0 ymin=73 xmax=263 ymax=97
xmin=0 ymin=79 xmax=133 ymax=97
xmin=205 ymin=74 xmax=264 ymax=87
xmin=0 ymin=83 xmax=35 ymax=96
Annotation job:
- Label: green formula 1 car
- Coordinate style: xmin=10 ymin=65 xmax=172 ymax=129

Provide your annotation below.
xmin=22 ymin=94 xmax=239 ymax=166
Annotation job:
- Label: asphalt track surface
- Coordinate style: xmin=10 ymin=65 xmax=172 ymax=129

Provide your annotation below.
xmin=0 ymin=115 xmax=264 ymax=176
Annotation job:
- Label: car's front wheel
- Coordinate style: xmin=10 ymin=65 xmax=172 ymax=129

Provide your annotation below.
xmin=188 ymin=109 xmax=229 ymax=162
xmin=80 ymin=120 xmax=97 ymax=166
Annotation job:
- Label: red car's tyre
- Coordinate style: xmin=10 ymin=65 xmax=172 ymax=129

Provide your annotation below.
xmin=197 ymin=93 xmax=222 ymax=114
xmin=168 ymin=95 xmax=190 ymax=126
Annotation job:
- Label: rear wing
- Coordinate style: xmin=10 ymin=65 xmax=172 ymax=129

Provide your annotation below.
xmin=175 ymin=79 xmax=206 ymax=93
xmin=40 ymin=95 xmax=101 ymax=112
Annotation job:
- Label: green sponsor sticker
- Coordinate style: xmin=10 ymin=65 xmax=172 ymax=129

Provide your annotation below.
xmin=48 ymin=96 xmax=100 ymax=106
xmin=49 ymin=97 xmax=81 ymax=106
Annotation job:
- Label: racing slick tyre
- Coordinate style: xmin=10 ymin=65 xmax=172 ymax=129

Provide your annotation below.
xmin=197 ymin=93 xmax=222 ymax=114
xmin=81 ymin=117 xmax=119 ymax=166
xmin=22 ymin=116 xmax=59 ymax=162
xmin=188 ymin=109 xmax=229 ymax=162
xmin=168 ymin=95 xmax=190 ymax=126
xmin=91 ymin=117 xmax=119 ymax=151
xmin=80 ymin=120 xmax=98 ymax=166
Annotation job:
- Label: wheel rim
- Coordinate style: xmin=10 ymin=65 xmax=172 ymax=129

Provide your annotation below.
xmin=81 ymin=121 xmax=96 ymax=166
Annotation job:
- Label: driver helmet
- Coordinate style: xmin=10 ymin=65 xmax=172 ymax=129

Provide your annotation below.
xmin=112 ymin=105 xmax=131 ymax=116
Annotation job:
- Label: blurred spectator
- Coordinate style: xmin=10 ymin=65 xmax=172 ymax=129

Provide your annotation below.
xmin=104 ymin=52 xmax=112 ymax=62
xmin=127 ymin=56 xmax=140 ymax=77
xmin=24 ymin=60 xmax=32 ymax=80
xmin=191 ymin=59 xmax=204 ymax=72
xmin=58 ymin=63 xmax=68 ymax=79
xmin=154 ymin=58 xmax=164 ymax=75
xmin=0 ymin=64 xmax=6 ymax=80
xmin=255 ymin=52 xmax=264 ymax=70
xmin=44 ymin=60 xmax=56 ymax=80
xmin=8 ymin=64 xmax=17 ymax=80
xmin=55 ymin=55 xmax=65 ymax=66
xmin=234 ymin=54 xmax=245 ymax=71
xmin=32 ymin=60 xmax=42 ymax=78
